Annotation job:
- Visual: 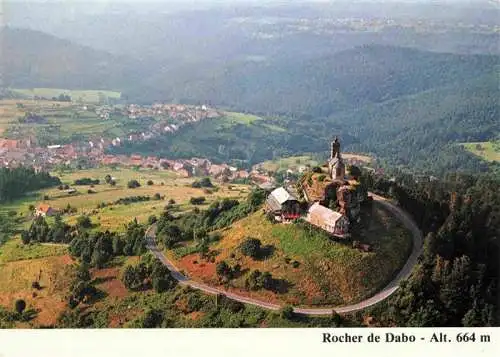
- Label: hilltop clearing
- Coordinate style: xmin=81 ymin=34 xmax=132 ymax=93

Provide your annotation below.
xmin=165 ymin=203 xmax=412 ymax=307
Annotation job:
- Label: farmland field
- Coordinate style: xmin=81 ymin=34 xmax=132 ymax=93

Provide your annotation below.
xmin=0 ymin=100 xmax=25 ymax=135
xmin=11 ymin=88 xmax=121 ymax=103
xmin=462 ymin=141 xmax=500 ymax=163
xmin=1 ymin=166 xmax=250 ymax=232
xmin=223 ymin=111 xmax=263 ymax=124
xmin=257 ymin=153 xmax=373 ymax=173
xmin=258 ymin=155 xmax=320 ymax=172
xmin=0 ymin=98 xmax=154 ymax=144
xmin=170 ymin=201 xmax=412 ymax=307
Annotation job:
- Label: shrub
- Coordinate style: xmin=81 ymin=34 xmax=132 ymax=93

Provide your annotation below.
xmin=142 ymin=309 xmax=164 ymax=328
xmin=147 ymin=180 xmax=154 ymax=186
xmin=76 ymin=265 xmax=91 ymax=282
xmin=187 ymin=294 xmax=203 ymax=312
xmin=76 ymin=215 xmax=92 ymax=229
xmin=31 ymin=281 xmax=41 ymax=290
xmin=74 ymin=178 xmax=100 ymax=185
xmin=280 ymin=305 xmax=295 ymax=320
xmin=312 ymin=166 xmax=323 ymax=173
xmin=330 ymin=310 xmax=342 ymax=327
xmin=154 ymin=193 xmax=162 ymax=200
xmin=216 ymin=261 xmax=232 ymax=281
xmin=151 ymin=262 xmax=176 ymax=293
xmin=14 ymin=299 xmax=26 ymax=314
xmin=240 ymin=238 xmax=262 ymax=259
xmin=190 ymin=196 xmax=206 ymax=205
xmin=122 ymin=265 xmax=140 ymax=291
xmin=127 ymin=180 xmax=141 ymax=189
xmin=317 ymin=174 xmax=326 ymax=182
xmin=115 ymin=195 xmax=150 ymax=205
xmin=291 ymin=261 xmax=300 ymax=268
xmin=192 ymin=177 xmax=213 ymax=188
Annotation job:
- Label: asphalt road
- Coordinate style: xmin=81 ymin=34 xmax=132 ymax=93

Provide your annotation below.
xmin=145 ymin=192 xmax=423 ymax=315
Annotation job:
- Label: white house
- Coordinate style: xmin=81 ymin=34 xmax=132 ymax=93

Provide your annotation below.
xmin=306 ymin=202 xmax=349 ymax=238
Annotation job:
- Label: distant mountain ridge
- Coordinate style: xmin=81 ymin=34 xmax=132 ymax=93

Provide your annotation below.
xmin=132 ymin=44 xmax=499 ymax=116
xmin=0 ymin=27 xmax=140 ymax=90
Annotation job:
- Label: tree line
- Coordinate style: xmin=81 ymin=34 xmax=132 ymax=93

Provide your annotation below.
xmin=0 ymin=167 xmax=61 ymax=203
xmin=361 ymin=170 xmax=499 ymax=326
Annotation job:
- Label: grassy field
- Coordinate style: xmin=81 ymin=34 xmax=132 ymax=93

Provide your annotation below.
xmin=0 ymin=238 xmax=68 ymax=264
xmin=11 ymin=88 xmax=121 ymax=103
xmin=0 ymin=239 xmax=75 ymax=327
xmin=259 ymin=155 xmax=319 ymax=172
xmin=258 ymin=153 xmax=373 ymax=173
xmin=342 ymin=153 xmax=373 ymax=163
xmin=172 ymin=202 xmax=412 ymax=307
xmin=223 ymin=111 xmax=263 ymax=124
xmin=0 ymin=166 xmax=250 ymax=232
xmin=462 ymin=141 xmax=500 ymax=162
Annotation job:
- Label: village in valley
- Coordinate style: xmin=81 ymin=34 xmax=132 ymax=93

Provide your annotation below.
xmin=0 ymin=98 xmax=220 ymax=172
xmin=0 ymin=95 xmax=378 ymax=198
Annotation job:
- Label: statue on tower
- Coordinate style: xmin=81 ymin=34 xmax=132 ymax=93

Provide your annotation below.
xmin=328 ymin=136 xmax=345 ymax=181
xmin=330 ymin=136 xmax=340 ymax=160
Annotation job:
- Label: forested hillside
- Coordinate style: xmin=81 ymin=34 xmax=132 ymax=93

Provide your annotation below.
xmin=363 ymin=171 xmax=499 ymax=326
xmin=128 ymin=45 xmax=500 ymax=116
xmin=112 ymin=63 xmax=499 ymax=175
xmin=333 ymin=72 xmax=500 ymax=174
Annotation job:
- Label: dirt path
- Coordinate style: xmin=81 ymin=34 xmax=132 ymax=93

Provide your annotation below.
xmin=146 ymin=192 xmax=423 ymax=315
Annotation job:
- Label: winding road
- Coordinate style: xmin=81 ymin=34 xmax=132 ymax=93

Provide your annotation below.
xmin=145 ymin=192 xmax=423 ymax=315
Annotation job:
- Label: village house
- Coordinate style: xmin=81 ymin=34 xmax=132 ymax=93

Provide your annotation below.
xmin=233 ymin=170 xmax=250 ymax=180
xmin=209 ymin=164 xmax=231 ymax=177
xmin=35 ymin=204 xmax=56 ymax=217
xmin=265 ymin=187 xmax=301 ymax=222
xmin=129 ymin=154 xmax=143 ymax=167
xmin=306 ymin=202 xmax=349 ymax=238
xmin=177 ymin=168 xmax=191 ymax=178
xmin=102 ymin=155 xmax=119 ymax=165
xmin=0 ymin=139 xmax=19 ymax=150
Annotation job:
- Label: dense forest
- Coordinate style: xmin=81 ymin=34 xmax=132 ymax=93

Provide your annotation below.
xmin=0 ymin=167 xmax=61 ymax=203
xmin=361 ymin=170 xmax=499 ymax=326
xmin=128 ymin=45 xmax=499 ymax=116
